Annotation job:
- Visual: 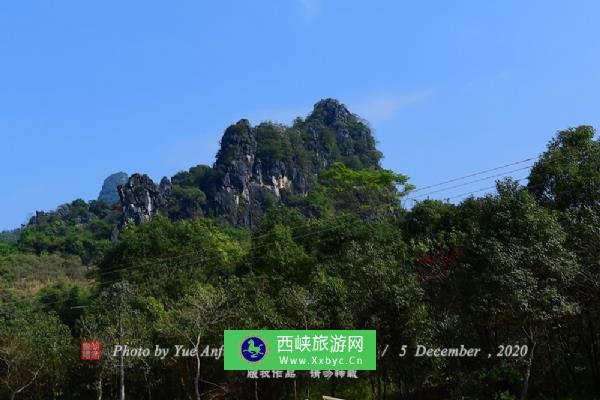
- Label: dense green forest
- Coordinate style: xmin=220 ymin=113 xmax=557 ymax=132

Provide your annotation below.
xmin=1 ymin=125 xmax=600 ymax=400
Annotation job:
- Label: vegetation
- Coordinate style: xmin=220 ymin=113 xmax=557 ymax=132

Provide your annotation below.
xmin=17 ymin=199 xmax=120 ymax=265
xmin=1 ymin=126 xmax=600 ymax=399
xmin=528 ymin=125 xmax=600 ymax=209
xmin=255 ymin=122 xmax=293 ymax=164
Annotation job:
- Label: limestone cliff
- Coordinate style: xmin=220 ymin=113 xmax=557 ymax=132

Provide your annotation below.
xmin=116 ymin=174 xmax=171 ymax=230
xmin=116 ymin=98 xmax=381 ymax=230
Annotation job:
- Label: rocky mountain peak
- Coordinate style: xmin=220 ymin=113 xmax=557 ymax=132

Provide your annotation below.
xmin=215 ymin=119 xmax=256 ymax=169
xmin=116 ymin=174 xmax=171 ymax=231
xmin=308 ymin=98 xmax=354 ymax=127
xmin=304 ymin=98 xmax=381 ymax=170
xmin=115 ymin=99 xmax=382 ymax=230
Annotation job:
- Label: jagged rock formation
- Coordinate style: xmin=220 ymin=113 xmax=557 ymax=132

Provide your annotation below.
xmin=302 ymin=98 xmax=381 ymax=170
xmin=98 ymin=172 xmax=128 ymax=205
xmin=209 ymin=119 xmax=307 ymax=226
xmin=116 ymin=98 xmax=382 ymax=230
xmin=116 ymin=174 xmax=171 ymax=230
xmin=206 ymin=99 xmax=381 ymax=226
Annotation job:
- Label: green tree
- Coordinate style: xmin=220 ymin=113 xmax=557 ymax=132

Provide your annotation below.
xmin=0 ymin=302 xmax=73 ymax=400
xmin=164 ymin=282 xmax=234 ymax=400
xmin=171 ymin=164 xmax=213 ymax=189
xmin=0 ymin=242 xmax=16 ymax=258
xmin=98 ymin=216 xmax=245 ymax=299
xmin=250 ymin=222 xmax=311 ymax=288
xmin=255 ymin=122 xmax=293 ymax=163
xmin=308 ymin=217 xmax=432 ymax=399
xmin=561 ymin=205 xmax=600 ymax=396
xmin=79 ymin=281 xmax=149 ymax=400
xmin=528 ymin=126 xmax=600 ymax=210
xmin=168 ymin=186 xmax=207 ymax=220
xmin=37 ymin=282 xmax=91 ymax=332
xmin=319 ymin=162 xmax=413 ymax=217
xmin=458 ymin=180 xmax=579 ymax=399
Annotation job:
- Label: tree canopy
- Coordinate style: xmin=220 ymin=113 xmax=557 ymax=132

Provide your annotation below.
xmin=1 ymin=125 xmax=600 ymax=399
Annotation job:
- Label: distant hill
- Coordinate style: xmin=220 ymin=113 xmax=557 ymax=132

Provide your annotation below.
xmin=97 ymin=172 xmax=128 ymax=205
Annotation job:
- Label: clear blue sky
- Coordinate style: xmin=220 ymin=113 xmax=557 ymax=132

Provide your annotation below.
xmin=1 ymin=1 xmax=599 ymax=230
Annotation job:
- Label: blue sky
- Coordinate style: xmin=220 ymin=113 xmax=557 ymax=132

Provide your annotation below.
xmin=1 ymin=1 xmax=599 ymax=230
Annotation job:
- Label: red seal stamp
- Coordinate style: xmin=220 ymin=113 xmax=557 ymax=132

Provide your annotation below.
xmin=80 ymin=340 xmax=103 ymax=360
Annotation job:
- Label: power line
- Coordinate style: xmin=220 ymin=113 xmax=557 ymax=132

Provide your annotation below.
xmin=97 ymin=173 xmax=552 ymax=282
xmin=14 ymin=153 xmax=594 ymax=308
xmin=91 ymin=211 xmax=363 ymax=280
xmin=22 ymin=212 xmax=366 ymax=309
xmin=408 ymin=156 xmax=537 ymax=194
xmin=26 ymin=158 xmax=543 ymax=294
xmin=18 ymin=155 xmax=546 ymax=286
xmin=2 ymin=211 xmax=374 ymax=312
xmin=443 ymin=176 xmax=529 ymax=201
xmin=406 ymin=150 xmax=599 ymax=202
xmin=21 ymin=176 xmax=596 ymax=310
xmin=406 ymin=165 xmax=533 ymax=201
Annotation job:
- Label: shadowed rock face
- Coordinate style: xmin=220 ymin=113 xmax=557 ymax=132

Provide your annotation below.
xmin=209 ymin=119 xmax=309 ymax=226
xmin=206 ymin=99 xmax=380 ymax=226
xmin=116 ymin=174 xmax=171 ymax=229
xmin=115 ymin=98 xmax=381 ymax=230
xmin=303 ymin=98 xmax=381 ymax=169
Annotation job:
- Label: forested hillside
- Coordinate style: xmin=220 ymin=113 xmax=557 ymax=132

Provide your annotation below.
xmin=1 ymin=101 xmax=599 ymax=400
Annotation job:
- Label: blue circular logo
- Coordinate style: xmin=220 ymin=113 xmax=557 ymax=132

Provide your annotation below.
xmin=241 ymin=336 xmax=266 ymax=362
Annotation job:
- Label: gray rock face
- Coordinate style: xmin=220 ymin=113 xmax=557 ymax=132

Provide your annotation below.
xmin=208 ymin=99 xmax=379 ymax=227
xmin=98 ymin=172 xmax=128 ymax=205
xmin=210 ymin=120 xmax=305 ymax=226
xmin=116 ymin=174 xmax=171 ymax=230
xmin=304 ymin=98 xmax=382 ymax=169
xmin=115 ymin=98 xmax=381 ymax=230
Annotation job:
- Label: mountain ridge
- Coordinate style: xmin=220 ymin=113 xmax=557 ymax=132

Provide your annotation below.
xmin=116 ymin=98 xmax=383 ymax=230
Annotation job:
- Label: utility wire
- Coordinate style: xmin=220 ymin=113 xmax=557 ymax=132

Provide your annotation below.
xmin=31 ymin=157 xmax=545 ymax=291
xmin=92 ymin=211 xmax=362 ymax=279
xmin=406 ymin=165 xmax=533 ymax=201
xmin=443 ymin=176 xmax=529 ymax=201
xmin=25 ymin=213 xmax=365 ymax=308
xmin=408 ymin=156 xmax=538 ymax=194
xmin=17 ymin=154 xmax=586 ymax=307
xmin=25 ymin=176 xmax=594 ymax=310
xmin=23 ymin=154 xmax=545 ymax=285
